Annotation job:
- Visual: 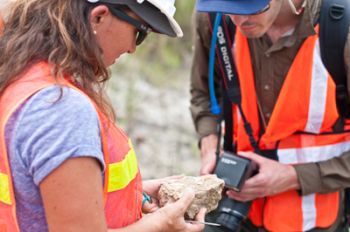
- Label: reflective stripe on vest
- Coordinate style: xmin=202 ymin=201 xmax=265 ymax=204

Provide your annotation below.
xmin=234 ymin=26 xmax=344 ymax=231
xmin=305 ymin=40 xmax=328 ymax=133
xmin=278 ymin=140 xmax=350 ymax=164
xmin=0 ymin=173 xmax=10 ymax=205
xmin=107 ymin=140 xmax=138 ymax=192
xmin=0 ymin=62 xmax=143 ymax=231
xmin=278 ymin=138 xmax=349 ymax=230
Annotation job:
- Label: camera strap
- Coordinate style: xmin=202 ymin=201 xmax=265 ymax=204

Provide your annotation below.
xmin=208 ymin=13 xmax=261 ymax=154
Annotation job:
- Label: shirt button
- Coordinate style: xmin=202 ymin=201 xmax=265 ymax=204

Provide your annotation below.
xmin=265 ymin=53 xmax=271 ymax=57
xmin=265 ymin=113 xmax=271 ymax=118
xmin=264 ymin=85 xmax=270 ymax=90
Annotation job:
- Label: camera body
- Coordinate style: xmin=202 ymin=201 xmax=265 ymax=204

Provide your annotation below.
xmin=214 ymin=152 xmax=256 ymax=191
xmin=214 ymin=151 xmax=257 ymax=231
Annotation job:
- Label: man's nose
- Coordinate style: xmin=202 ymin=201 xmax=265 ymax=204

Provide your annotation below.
xmin=229 ymin=15 xmax=250 ymax=27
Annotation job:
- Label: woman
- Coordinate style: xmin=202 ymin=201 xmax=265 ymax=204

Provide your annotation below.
xmin=0 ymin=0 xmax=205 ymax=231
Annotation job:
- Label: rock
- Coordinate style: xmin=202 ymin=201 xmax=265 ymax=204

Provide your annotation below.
xmin=158 ymin=175 xmax=225 ymax=219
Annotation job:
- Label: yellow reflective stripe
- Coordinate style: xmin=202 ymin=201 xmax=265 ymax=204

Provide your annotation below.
xmin=0 ymin=173 xmax=11 ymax=205
xmin=107 ymin=142 xmax=139 ymax=192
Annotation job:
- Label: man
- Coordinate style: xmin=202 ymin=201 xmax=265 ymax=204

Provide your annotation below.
xmin=190 ymin=0 xmax=350 ymax=231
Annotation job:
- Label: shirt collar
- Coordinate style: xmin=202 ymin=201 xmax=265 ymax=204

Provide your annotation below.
xmin=263 ymin=0 xmax=321 ymax=54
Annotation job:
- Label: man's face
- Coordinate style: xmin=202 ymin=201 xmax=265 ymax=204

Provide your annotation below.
xmin=229 ymin=0 xmax=283 ymax=38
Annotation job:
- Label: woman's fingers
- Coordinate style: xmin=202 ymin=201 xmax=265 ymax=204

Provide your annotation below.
xmin=186 ymin=208 xmax=206 ymax=231
xmin=142 ymin=201 xmax=160 ymax=214
xmin=173 ymin=189 xmax=195 ymax=213
xmin=194 ymin=208 xmax=206 ymax=221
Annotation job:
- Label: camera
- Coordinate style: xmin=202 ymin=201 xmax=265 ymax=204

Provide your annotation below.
xmin=214 ymin=151 xmax=257 ymax=231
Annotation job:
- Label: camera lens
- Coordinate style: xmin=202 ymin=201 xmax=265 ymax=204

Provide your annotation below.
xmin=215 ymin=197 xmax=251 ymax=231
xmin=216 ymin=212 xmax=242 ymax=231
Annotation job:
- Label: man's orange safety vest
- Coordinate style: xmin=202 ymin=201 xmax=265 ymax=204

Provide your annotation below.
xmin=0 ymin=62 xmax=143 ymax=231
xmin=232 ymin=26 xmax=349 ymax=231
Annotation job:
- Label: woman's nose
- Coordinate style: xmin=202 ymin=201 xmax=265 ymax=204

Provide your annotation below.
xmin=128 ymin=36 xmax=137 ymax=54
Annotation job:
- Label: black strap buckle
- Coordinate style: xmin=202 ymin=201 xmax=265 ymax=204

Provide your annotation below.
xmin=330 ymin=4 xmax=345 ymax=20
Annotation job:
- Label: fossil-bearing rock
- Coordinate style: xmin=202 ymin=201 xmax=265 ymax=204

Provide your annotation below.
xmin=158 ymin=175 xmax=225 ymax=219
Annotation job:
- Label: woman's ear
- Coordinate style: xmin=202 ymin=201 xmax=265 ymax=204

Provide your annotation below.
xmin=89 ymin=5 xmax=110 ymax=30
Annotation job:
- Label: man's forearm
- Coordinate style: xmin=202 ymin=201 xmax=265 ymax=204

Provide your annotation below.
xmin=294 ymin=151 xmax=350 ymax=195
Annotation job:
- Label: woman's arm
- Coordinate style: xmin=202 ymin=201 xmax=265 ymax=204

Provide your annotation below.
xmin=40 ymin=157 xmax=205 ymax=232
xmin=40 ymin=157 xmax=107 ymax=232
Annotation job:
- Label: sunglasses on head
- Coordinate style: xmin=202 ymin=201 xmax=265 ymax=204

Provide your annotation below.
xmin=108 ymin=7 xmax=152 ymax=46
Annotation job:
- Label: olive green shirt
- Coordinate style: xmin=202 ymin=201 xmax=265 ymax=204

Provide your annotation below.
xmin=190 ymin=0 xmax=350 ymax=198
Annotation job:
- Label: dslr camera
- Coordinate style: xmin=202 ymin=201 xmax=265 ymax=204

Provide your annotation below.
xmin=214 ymin=151 xmax=257 ymax=231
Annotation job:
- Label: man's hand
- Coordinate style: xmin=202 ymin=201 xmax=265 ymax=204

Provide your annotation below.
xmin=226 ymin=152 xmax=300 ymax=202
xmin=200 ymin=134 xmax=218 ymax=175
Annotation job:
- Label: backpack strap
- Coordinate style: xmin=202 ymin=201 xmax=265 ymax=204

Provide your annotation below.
xmin=320 ymin=1 xmax=350 ymax=226
xmin=319 ymin=0 xmax=350 ymax=118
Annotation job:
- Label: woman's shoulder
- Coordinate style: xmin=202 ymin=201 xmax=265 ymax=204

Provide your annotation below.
xmin=23 ymin=85 xmax=98 ymax=120
xmin=10 ymin=85 xmax=104 ymax=185
xmin=14 ymin=85 xmax=101 ymax=147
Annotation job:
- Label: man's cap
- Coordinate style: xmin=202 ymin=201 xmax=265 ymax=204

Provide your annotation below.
xmin=196 ymin=0 xmax=271 ymax=15
xmin=87 ymin=0 xmax=183 ymax=37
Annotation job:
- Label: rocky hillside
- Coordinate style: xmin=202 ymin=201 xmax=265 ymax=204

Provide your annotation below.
xmin=108 ymin=51 xmax=201 ymax=180
xmin=106 ymin=1 xmax=203 ymax=180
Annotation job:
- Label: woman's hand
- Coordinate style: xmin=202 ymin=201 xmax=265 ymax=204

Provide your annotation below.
xmin=142 ymin=176 xmax=185 ymax=214
xmin=142 ymin=175 xmax=184 ymax=199
xmin=142 ymin=193 xmax=159 ymax=214
xmin=147 ymin=190 xmax=206 ymax=232
xmin=117 ymin=190 xmax=206 ymax=232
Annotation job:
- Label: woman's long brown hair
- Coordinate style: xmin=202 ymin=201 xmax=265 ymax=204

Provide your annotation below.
xmin=0 ymin=0 xmax=116 ymax=120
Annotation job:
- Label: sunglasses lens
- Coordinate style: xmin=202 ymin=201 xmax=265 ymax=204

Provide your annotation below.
xmin=246 ymin=3 xmax=269 ymax=15
xmin=253 ymin=4 xmax=270 ymax=15
xmin=136 ymin=31 xmax=148 ymax=46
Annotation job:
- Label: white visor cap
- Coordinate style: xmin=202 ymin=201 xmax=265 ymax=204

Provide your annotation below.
xmin=87 ymin=0 xmax=183 ymax=37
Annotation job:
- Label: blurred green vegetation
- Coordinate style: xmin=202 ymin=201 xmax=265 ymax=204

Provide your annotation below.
xmin=108 ymin=1 xmax=201 ymax=175
xmin=111 ymin=0 xmax=196 ymax=88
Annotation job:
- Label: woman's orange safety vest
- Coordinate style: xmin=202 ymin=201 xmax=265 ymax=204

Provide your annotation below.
xmin=0 ymin=17 xmax=3 ymax=33
xmin=0 ymin=62 xmax=143 ymax=232
xmin=233 ymin=26 xmax=349 ymax=231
